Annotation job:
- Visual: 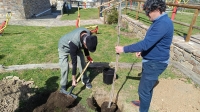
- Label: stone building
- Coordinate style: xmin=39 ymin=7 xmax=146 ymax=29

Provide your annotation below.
xmin=0 ymin=0 xmax=51 ymax=19
xmin=0 ymin=0 xmax=110 ymax=19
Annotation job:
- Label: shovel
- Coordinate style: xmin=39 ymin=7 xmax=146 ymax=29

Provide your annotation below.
xmin=66 ymin=61 xmax=91 ymax=99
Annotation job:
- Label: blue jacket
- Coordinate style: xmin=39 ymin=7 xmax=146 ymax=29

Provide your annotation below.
xmin=124 ymin=13 xmax=174 ymax=61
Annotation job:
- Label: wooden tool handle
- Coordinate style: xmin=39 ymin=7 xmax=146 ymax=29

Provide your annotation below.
xmin=76 ymin=61 xmax=90 ymax=82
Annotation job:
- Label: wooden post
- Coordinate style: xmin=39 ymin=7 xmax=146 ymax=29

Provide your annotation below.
xmin=136 ymin=2 xmax=140 ymax=20
xmin=185 ymin=9 xmax=199 ymax=42
xmin=104 ymin=11 xmax=106 ymax=24
xmin=125 ymin=0 xmax=128 ymax=14
xmin=98 ymin=7 xmax=100 ymax=18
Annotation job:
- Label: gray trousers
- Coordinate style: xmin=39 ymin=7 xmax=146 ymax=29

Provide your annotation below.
xmin=58 ymin=49 xmax=89 ymax=88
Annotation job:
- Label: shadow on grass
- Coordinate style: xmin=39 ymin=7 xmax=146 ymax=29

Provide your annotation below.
xmin=65 ymin=63 xmax=110 ymax=106
xmin=87 ymin=62 xmax=111 ymax=83
xmin=63 ymin=7 xmax=82 ymax=15
xmin=3 ymin=32 xmax=35 ymax=36
xmin=15 ymin=76 xmax=59 ymax=112
xmin=0 ymin=55 xmax=5 ymax=60
xmin=115 ymin=63 xmax=141 ymax=104
xmin=174 ymin=29 xmax=187 ymax=38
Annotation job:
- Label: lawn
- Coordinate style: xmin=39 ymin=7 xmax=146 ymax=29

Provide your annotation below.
xmin=124 ymin=8 xmax=200 ymax=36
xmin=0 ymin=23 xmax=181 ymax=111
xmin=61 ymin=7 xmax=99 ymax=20
xmin=0 ymin=7 xmax=193 ymax=112
xmin=0 ymin=24 xmax=141 ymax=66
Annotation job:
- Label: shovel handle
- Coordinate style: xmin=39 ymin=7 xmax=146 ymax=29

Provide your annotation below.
xmin=69 ymin=86 xmax=75 ymax=94
xmin=76 ymin=61 xmax=91 ymax=82
xmin=68 ymin=61 xmax=90 ymax=94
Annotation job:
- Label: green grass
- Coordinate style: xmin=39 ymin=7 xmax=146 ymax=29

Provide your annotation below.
xmin=124 ymin=9 xmax=200 ymax=36
xmin=171 ymin=11 xmax=200 ymax=35
xmin=0 ymin=25 xmax=74 ymax=65
xmin=0 ymin=24 xmax=141 ymax=66
xmin=60 ymin=8 xmax=99 ymax=20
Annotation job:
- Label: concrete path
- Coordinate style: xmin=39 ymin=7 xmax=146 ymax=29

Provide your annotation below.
xmin=0 ymin=12 xmax=103 ymax=27
xmin=0 ymin=62 xmax=142 ymax=73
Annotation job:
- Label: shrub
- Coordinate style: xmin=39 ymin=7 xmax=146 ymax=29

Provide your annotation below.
xmin=107 ymin=6 xmax=118 ymax=24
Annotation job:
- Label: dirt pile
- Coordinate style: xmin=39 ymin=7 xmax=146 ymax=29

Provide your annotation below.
xmin=33 ymin=91 xmax=75 ymax=112
xmin=0 ymin=76 xmax=87 ymax=112
xmin=0 ymin=76 xmax=35 ymax=112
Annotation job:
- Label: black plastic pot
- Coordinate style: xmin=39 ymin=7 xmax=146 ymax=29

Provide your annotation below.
xmin=103 ymin=68 xmax=114 ymax=85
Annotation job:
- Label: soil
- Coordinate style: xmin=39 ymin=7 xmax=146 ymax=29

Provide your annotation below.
xmin=151 ymin=78 xmax=200 ymax=112
xmin=1 ymin=72 xmax=200 ymax=112
xmin=33 ymin=91 xmax=76 ymax=112
xmin=0 ymin=76 xmax=87 ymax=112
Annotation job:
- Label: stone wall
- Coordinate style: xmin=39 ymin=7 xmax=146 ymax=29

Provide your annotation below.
xmin=121 ymin=15 xmax=200 ymax=85
xmin=0 ymin=0 xmax=51 ymax=19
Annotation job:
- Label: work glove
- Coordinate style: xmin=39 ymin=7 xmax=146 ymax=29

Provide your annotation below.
xmin=87 ymin=56 xmax=93 ymax=63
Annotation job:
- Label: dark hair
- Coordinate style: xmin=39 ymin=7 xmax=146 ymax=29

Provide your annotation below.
xmin=143 ymin=0 xmax=166 ymax=15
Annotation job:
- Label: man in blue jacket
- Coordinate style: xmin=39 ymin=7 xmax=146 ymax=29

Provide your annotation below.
xmin=58 ymin=27 xmax=97 ymax=94
xmin=115 ymin=0 xmax=174 ymax=111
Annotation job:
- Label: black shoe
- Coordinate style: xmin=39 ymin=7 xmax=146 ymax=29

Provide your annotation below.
xmin=82 ymin=82 xmax=92 ymax=89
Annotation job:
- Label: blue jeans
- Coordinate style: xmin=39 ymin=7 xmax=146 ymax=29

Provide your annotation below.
xmin=138 ymin=60 xmax=168 ymax=112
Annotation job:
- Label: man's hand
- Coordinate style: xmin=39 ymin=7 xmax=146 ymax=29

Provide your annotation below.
xmin=115 ymin=46 xmax=124 ymax=54
xmin=72 ymin=75 xmax=77 ymax=86
xmin=136 ymin=52 xmax=141 ymax=58
xmin=87 ymin=56 xmax=93 ymax=63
